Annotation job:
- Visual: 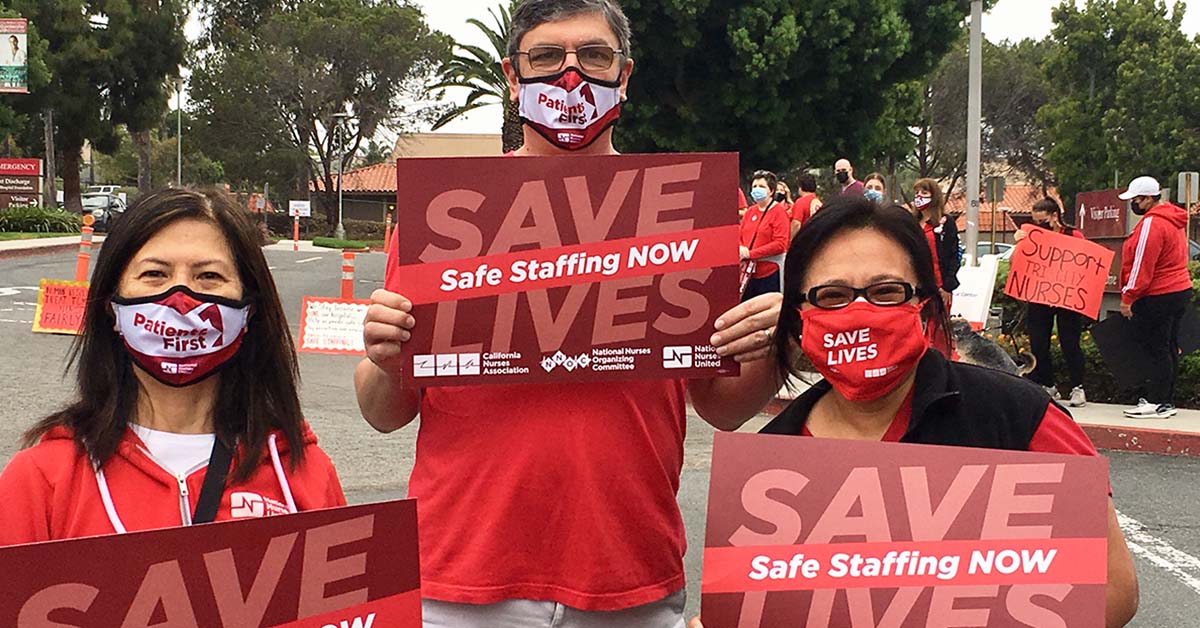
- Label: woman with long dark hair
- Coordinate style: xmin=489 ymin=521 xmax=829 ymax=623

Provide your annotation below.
xmin=691 ymin=197 xmax=1139 ymax=628
xmin=0 ymin=188 xmax=344 ymax=544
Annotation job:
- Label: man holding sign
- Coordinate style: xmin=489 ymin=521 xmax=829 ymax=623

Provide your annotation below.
xmin=1007 ymin=198 xmax=1099 ymax=407
xmin=353 ymin=1 xmax=782 ymax=626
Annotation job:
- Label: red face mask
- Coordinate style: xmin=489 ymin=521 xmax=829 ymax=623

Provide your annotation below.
xmin=799 ymin=300 xmax=929 ymax=402
xmin=111 ymin=286 xmax=252 ymax=387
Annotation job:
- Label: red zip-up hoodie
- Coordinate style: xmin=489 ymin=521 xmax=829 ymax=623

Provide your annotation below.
xmin=0 ymin=423 xmax=345 ymax=547
xmin=1120 ymin=202 xmax=1193 ymax=305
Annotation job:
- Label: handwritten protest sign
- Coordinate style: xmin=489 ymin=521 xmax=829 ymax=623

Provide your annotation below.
xmin=32 ymin=279 xmax=88 ymax=335
xmin=702 ymin=433 xmax=1108 ymax=628
xmin=390 ymin=153 xmax=741 ymax=386
xmin=297 ymin=296 xmax=369 ymax=355
xmin=1004 ymin=226 xmax=1114 ymax=320
xmin=0 ymin=499 xmax=421 ymax=628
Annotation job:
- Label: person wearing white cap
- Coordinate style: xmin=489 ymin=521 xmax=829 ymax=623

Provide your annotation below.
xmin=1116 ymin=175 xmax=1194 ymax=419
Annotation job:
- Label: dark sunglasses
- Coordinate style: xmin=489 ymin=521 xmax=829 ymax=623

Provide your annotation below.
xmin=797 ymin=281 xmax=918 ymax=310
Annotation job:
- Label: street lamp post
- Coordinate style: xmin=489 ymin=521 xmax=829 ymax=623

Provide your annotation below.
xmin=176 ymin=77 xmax=183 ymax=187
xmin=332 ymin=112 xmax=351 ymax=241
xmin=965 ymin=0 xmax=983 ymax=266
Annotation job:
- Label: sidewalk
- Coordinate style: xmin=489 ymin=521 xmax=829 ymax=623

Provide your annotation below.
xmin=0 ymin=234 xmax=102 ymax=259
xmin=262 ymin=240 xmax=326 ymax=253
xmin=763 ymin=379 xmax=1200 ymax=457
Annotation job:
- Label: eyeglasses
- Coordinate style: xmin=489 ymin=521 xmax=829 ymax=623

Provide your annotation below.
xmin=515 ymin=44 xmax=623 ymax=73
xmin=798 ymin=282 xmax=917 ymax=310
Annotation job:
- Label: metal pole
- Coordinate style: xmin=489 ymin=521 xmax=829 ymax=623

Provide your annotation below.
xmin=176 ymin=78 xmax=183 ymax=187
xmin=335 ymin=116 xmax=347 ymax=240
xmin=965 ymin=0 xmax=983 ymax=266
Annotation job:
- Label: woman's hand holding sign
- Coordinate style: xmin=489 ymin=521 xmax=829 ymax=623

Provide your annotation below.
xmin=711 ymin=292 xmax=783 ymax=364
xmin=689 ymin=292 xmax=786 ymax=431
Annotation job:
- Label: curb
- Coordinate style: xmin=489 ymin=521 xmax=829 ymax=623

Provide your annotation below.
xmin=764 ymin=398 xmax=1199 ymax=457
xmin=0 ymin=243 xmax=80 ymax=260
xmin=1080 ymin=425 xmax=1200 ymax=457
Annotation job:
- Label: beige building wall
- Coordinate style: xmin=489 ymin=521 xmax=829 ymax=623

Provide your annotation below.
xmin=392 ymin=133 xmax=503 ymax=159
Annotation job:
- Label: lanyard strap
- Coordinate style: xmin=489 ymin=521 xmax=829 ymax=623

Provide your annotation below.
xmin=192 ymin=437 xmax=233 ymax=524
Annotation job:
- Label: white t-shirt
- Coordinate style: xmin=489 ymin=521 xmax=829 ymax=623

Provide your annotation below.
xmin=129 ymin=423 xmax=216 ymax=477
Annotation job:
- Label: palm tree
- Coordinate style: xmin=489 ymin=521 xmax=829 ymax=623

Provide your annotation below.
xmin=430 ymin=4 xmax=524 ymax=152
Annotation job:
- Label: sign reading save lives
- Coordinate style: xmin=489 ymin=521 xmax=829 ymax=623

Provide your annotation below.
xmin=391 ymin=153 xmax=741 ymax=386
xmin=701 ymin=433 xmax=1108 ymax=628
xmin=0 ymin=499 xmax=421 ymax=627
xmin=1003 ymin=225 xmax=1114 ymax=320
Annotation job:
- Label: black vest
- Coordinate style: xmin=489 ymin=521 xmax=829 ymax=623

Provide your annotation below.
xmin=761 ymin=350 xmax=1057 ymax=450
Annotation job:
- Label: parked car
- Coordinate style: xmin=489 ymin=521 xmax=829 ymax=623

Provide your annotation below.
xmin=1191 ymin=239 xmax=1199 ymax=262
xmin=85 ymin=185 xmax=121 ymax=196
xmin=81 ymin=193 xmax=127 ymax=232
xmin=976 ymin=241 xmax=1015 ymax=260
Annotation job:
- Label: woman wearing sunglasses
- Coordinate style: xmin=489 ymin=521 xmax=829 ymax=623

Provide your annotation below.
xmin=689 ymin=196 xmax=1138 ymax=628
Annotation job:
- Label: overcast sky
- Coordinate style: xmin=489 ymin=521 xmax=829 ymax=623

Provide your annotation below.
xmin=413 ymin=0 xmax=1200 ymax=135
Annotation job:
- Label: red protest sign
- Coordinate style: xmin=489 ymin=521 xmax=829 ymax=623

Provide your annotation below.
xmin=1003 ymin=226 xmax=1114 ymax=320
xmin=0 ymin=499 xmax=421 ymax=628
xmin=297 ymin=296 xmax=370 ymax=355
xmin=701 ymin=433 xmax=1108 ymax=628
xmin=390 ymin=153 xmax=741 ymax=386
xmin=32 ymin=279 xmax=88 ymax=335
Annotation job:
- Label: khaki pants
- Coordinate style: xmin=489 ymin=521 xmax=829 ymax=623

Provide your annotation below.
xmin=422 ymin=589 xmax=686 ymax=628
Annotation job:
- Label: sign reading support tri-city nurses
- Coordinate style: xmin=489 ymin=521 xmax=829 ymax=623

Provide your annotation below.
xmin=0 ymin=499 xmax=421 ymax=628
xmin=390 ymin=153 xmax=741 ymax=386
xmin=1004 ymin=225 xmax=1114 ymax=320
xmin=701 ymin=433 xmax=1108 ymax=628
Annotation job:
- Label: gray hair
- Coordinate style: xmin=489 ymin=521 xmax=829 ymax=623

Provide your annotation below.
xmin=508 ymin=0 xmax=632 ymax=59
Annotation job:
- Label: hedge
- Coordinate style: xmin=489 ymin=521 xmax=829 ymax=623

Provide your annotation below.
xmin=0 ymin=206 xmax=81 ymax=233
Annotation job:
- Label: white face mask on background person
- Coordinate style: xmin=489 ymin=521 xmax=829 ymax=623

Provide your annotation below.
xmin=111 ymin=285 xmax=252 ymax=387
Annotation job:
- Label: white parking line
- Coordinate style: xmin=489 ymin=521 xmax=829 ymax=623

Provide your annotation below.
xmin=1118 ymin=511 xmax=1200 ymax=595
xmin=296 ymin=257 xmax=323 ymax=264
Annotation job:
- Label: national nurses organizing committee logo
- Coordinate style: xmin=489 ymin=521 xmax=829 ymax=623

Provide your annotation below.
xmin=540 ymin=351 xmax=591 ymax=373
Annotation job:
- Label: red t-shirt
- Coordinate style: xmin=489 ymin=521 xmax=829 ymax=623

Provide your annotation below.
xmin=739 ymin=202 xmax=791 ymax=277
xmin=792 ymin=193 xmax=819 ymax=227
xmin=383 ymin=199 xmax=690 ymax=611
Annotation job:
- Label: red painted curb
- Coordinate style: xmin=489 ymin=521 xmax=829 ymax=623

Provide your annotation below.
xmin=1081 ymin=425 xmax=1200 ymax=457
xmin=764 ymin=397 xmax=1199 ymax=457
xmin=0 ymin=243 xmax=79 ymax=260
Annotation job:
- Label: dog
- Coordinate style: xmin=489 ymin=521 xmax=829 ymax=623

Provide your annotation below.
xmin=949 ymin=318 xmax=1036 ymax=377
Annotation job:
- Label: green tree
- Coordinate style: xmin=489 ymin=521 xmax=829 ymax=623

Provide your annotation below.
xmin=1039 ymin=0 xmax=1200 ymax=207
xmin=192 ymin=0 xmax=451 ymax=223
xmin=617 ymin=0 xmax=993 ymax=177
xmin=901 ymin=35 xmax=1054 ymax=198
xmin=0 ymin=7 xmax=51 ymax=158
xmin=105 ymin=0 xmax=187 ymax=193
xmin=430 ymin=3 xmax=523 ymax=152
xmin=7 ymin=1 xmax=185 ymax=211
